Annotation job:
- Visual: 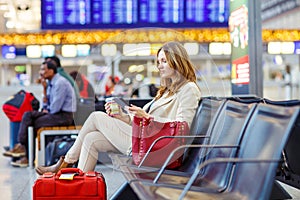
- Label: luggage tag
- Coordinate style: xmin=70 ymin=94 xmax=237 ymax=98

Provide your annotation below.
xmin=59 ymin=173 xmax=78 ymax=180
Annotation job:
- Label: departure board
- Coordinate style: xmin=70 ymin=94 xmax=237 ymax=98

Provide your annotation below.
xmin=139 ymin=0 xmax=184 ymax=24
xmin=42 ymin=0 xmax=92 ymax=26
xmin=91 ymin=0 xmax=138 ymax=25
xmin=186 ymin=0 xmax=228 ymax=23
xmin=41 ymin=0 xmax=229 ymax=30
xmin=42 ymin=0 xmax=138 ymax=29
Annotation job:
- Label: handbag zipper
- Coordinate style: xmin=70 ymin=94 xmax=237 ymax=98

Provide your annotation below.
xmin=138 ymin=120 xmax=143 ymax=164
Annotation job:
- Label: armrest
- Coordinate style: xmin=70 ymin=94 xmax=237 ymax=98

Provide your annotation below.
xmin=179 ymin=157 xmax=280 ymax=200
xmin=128 ymin=157 xmax=280 ymax=200
xmin=153 ymin=144 xmax=239 ymax=183
xmin=138 ymin=135 xmax=211 ymax=168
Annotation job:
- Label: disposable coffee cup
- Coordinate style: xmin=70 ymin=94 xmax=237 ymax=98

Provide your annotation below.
xmin=105 ymin=97 xmax=119 ymax=115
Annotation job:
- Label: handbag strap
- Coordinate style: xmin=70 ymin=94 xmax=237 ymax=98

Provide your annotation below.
xmin=145 ymin=100 xmax=155 ymax=113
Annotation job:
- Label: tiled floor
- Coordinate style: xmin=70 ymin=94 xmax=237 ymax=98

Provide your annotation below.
xmin=1 ymin=85 xmax=300 ymax=200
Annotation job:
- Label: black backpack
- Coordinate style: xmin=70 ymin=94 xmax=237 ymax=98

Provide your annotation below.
xmin=45 ymin=136 xmax=76 ymax=166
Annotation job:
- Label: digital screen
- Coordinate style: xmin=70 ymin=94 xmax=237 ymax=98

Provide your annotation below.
xmin=92 ymin=0 xmax=138 ymax=25
xmin=2 ymin=45 xmax=16 ymax=59
xmin=139 ymin=0 xmax=184 ymax=24
xmin=186 ymin=0 xmax=228 ymax=25
xmin=41 ymin=0 xmax=229 ymax=30
xmin=294 ymin=41 xmax=300 ymax=54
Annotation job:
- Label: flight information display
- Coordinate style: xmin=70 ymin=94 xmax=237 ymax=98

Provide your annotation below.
xmin=91 ymin=0 xmax=138 ymax=25
xmin=139 ymin=0 xmax=184 ymax=24
xmin=186 ymin=0 xmax=228 ymax=24
xmin=41 ymin=0 xmax=229 ymax=30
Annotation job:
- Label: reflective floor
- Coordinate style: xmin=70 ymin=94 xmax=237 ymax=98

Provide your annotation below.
xmin=0 ymin=85 xmax=300 ymax=200
xmin=0 ymin=85 xmax=125 ymax=200
xmin=0 ymin=157 xmax=125 ymax=199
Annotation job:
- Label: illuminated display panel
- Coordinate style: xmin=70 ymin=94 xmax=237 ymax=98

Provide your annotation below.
xmin=2 ymin=45 xmax=16 ymax=59
xmin=41 ymin=0 xmax=229 ymax=30
xmin=139 ymin=0 xmax=184 ymax=25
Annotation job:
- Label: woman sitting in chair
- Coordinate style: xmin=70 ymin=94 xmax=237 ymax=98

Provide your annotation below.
xmin=36 ymin=41 xmax=201 ymax=174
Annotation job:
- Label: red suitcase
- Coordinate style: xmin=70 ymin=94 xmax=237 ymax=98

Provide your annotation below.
xmin=33 ymin=168 xmax=106 ymax=200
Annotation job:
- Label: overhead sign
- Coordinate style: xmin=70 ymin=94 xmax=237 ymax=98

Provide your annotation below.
xmin=261 ymin=0 xmax=300 ymax=21
xmin=41 ymin=0 xmax=230 ymax=29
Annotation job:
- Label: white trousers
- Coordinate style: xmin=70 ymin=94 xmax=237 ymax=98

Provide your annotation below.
xmin=65 ymin=111 xmax=132 ymax=172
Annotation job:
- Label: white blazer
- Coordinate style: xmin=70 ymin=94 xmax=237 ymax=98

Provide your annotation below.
xmin=143 ymin=82 xmax=201 ymax=127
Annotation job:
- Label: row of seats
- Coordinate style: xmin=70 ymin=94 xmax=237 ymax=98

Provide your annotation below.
xmin=109 ymin=96 xmax=300 ymax=200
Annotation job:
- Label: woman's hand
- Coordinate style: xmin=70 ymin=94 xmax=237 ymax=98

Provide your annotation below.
xmin=105 ymin=101 xmax=132 ymax=124
xmin=104 ymin=101 xmax=122 ymax=118
xmin=128 ymin=104 xmax=151 ymax=119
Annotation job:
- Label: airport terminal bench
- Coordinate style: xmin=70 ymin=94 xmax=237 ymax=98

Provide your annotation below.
xmin=110 ymin=97 xmax=300 ymax=200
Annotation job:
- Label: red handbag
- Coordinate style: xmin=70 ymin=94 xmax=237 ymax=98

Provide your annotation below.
xmin=132 ymin=116 xmax=189 ymax=169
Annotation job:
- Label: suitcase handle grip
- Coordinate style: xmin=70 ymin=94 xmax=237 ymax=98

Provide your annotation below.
xmin=57 ymin=168 xmax=84 ymax=176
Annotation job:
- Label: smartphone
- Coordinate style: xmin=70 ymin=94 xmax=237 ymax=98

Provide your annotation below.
xmin=113 ymin=97 xmax=129 ymax=112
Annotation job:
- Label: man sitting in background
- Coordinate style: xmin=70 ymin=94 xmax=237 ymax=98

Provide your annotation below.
xmin=45 ymin=55 xmax=80 ymax=99
xmin=3 ymin=61 xmax=77 ymax=167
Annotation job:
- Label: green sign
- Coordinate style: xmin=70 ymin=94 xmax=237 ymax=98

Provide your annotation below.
xmin=229 ymin=0 xmax=250 ymax=85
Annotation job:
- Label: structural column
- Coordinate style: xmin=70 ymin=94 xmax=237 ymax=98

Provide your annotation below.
xmin=248 ymin=0 xmax=263 ymax=97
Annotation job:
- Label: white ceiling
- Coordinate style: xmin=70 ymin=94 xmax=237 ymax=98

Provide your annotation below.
xmin=262 ymin=7 xmax=300 ymax=29
xmin=0 ymin=0 xmax=40 ymax=33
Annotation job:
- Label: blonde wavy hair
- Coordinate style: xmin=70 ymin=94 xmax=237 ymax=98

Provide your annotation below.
xmin=155 ymin=41 xmax=198 ymax=100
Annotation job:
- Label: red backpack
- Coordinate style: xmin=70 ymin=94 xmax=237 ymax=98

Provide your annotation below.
xmin=2 ymin=90 xmax=40 ymax=122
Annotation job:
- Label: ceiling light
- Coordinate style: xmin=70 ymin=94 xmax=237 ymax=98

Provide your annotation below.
xmin=0 ymin=5 xmax=8 ymax=10
xmin=101 ymin=44 xmax=117 ymax=57
xmin=6 ymin=21 xmax=14 ymax=29
xmin=268 ymin=42 xmax=281 ymax=54
xmin=4 ymin=12 xmax=14 ymax=18
xmin=123 ymin=44 xmax=137 ymax=56
xmin=137 ymin=43 xmax=151 ymax=56
xmin=26 ymin=45 xmax=42 ymax=58
xmin=209 ymin=42 xmax=224 ymax=55
xmin=281 ymin=42 xmax=295 ymax=54
xmin=61 ymin=45 xmax=77 ymax=57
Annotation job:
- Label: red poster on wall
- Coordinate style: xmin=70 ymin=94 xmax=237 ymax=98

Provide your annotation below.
xmin=231 ymin=55 xmax=249 ymax=85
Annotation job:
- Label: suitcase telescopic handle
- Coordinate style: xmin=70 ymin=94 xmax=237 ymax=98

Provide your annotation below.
xmin=57 ymin=168 xmax=84 ymax=176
